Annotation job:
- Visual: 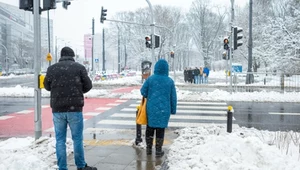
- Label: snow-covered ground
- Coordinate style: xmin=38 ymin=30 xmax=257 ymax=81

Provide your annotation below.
xmin=1 ymin=71 xmax=300 ymax=169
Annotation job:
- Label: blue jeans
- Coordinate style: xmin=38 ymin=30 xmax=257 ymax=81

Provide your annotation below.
xmin=194 ymin=75 xmax=199 ymax=84
xmin=53 ymin=112 xmax=86 ymax=170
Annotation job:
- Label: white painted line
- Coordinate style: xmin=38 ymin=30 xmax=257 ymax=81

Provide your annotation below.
xmin=135 ymin=101 xmax=227 ymax=106
xmin=115 ymin=100 xmax=127 ymax=103
xmin=178 ymin=101 xmax=227 ymax=105
xmin=177 ymin=110 xmax=227 ymax=114
xmin=177 ymin=106 xmax=227 ymax=110
xmin=111 ymin=113 xmax=227 ymax=121
xmin=121 ymin=108 xmax=227 ymax=114
xmin=84 ymin=112 xmax=101 ymax=116
xmin=0 ymin=116 xmax=14 ymax=120
xmin=130 ymin=103 xmax=227 ymax=110
xmin=121 ymin=108 xmax=138 ymax=112
xmin=16 ymin=110 xmax=33 ymax=114
xmin=95 ymin=107 xmax=112 ymax=111
xmin=269 ymin=112 xmax=300 ymax=116
xmin=107 ymin=103 xmax=120 ymax=106
xmin=98 ymin=120 xmax=235 ymax=127
xmin=42 ymin=105 xmax=50 ymax=108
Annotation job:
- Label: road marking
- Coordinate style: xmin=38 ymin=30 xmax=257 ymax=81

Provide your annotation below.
xmin=83 ymin=139 xmax=171 ymax=146
xmin=107 ymin=103 xmax=120 ymax=106
xmin=98 ymin=120 xmax=229 ymax=127
xmin=121 ymin=108 xmax=227 ymax=114
xmin=95 ymin=107 xmax=112 ymax=111
xmin=115 ymin=100 xmax=127 ymax=103
xmin=0 ymin=116 xmax=14 ymax=120
xmin=135 ymin=101 xmax=227 ymax=106
xmin=42 ymin=105 xmax=50 ymax=108
xmin=84 ymin=112 xmax=101 ymax=116
xmin=269 ymin=112 xmax=300 ymax=116
xmin=110 ymin=113 xmax=227 ymax=121
xmin=16 ymin=110 xmax=33 ymax=114
xmin=130 ymin=103 xmax=227 ymax=110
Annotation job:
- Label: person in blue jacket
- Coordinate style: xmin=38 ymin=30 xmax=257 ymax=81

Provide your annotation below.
xmin=203 ymin=67 xmax=210 ymax=84
xmin=140 ymin=59 xmax=177 ymax=157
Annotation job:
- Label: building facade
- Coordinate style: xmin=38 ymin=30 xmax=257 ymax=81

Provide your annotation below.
xmin=0 ymin=2 xmax=53 ymax=72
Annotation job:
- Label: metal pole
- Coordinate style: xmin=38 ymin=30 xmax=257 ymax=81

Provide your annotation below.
xmin=246 ymin=0 xmax=254 ymax=84
xmin=229 ymin=0 xmax=235 ymax=94
xmin=146 ymin=0 xmax=155 ymax=74
xmin=33 ymin=0 xmax=42 ymax=140
xmin=118 ymin=27 xmax=121 ymax=73
xmin=91 ymin=18 xmax=95 ymax=72
xmin=47 ymin=10 xmax=51 ymax=66
xmin=102 ymin=28 xmax=105 ymax=71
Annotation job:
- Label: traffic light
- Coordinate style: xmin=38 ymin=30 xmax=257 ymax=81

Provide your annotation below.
xmin=100 ymin=7 xmax=107 ymax=23
xmin=19 ymin=0 xmax=33 ymax=11
xmin=62 ymin=1 xmax=71 ymax=10
xmin=233 ymin=27 xmax=243 ymax=50
xmin=170 ymin=51 xmax=174 ymax=58
xmin=154 ymin=34 xmax=160 ymax=48
xmin=145 ymin=36 xmax=151 ymax=48
xmin=224 ymin=37 xmax=229 ymax=50
xmin=43 ymin=0 xmax=56 ymax=10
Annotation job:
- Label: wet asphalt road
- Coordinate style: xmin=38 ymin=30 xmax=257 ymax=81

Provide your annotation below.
xmin=1 ymin=97 xmax=300 ymax=132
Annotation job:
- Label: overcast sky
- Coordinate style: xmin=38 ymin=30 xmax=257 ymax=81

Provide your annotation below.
xmin=1 ymin=0 xmax=247 ymax=54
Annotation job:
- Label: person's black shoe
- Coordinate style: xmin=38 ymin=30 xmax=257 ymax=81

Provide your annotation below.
xmin=77 ymin=164 xmax=97 ymax=170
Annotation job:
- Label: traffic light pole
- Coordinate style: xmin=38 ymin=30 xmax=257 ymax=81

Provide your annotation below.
xmin=146 ymin=0 xmax=155 ymax=75
xmin=33 ymin=0 xmax=42 ymax=140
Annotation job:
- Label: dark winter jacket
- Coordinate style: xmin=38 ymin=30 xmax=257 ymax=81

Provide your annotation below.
xmin=140 ymin=59 xmax=177 ymax=128
xmin=43 ymin=56 xmax=92 ymax=112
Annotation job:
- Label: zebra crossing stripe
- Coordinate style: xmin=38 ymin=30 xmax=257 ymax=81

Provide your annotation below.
xmin=135 ymin=101 xmax=227 ymax=106
xmin=269 ymin=112 xmax=300 ymax=116
xmin=0 ymin=116 xmax=14 ymax=120
xmin=129 ymin=104 xmax=227 ymax=110
xmin=121 ymin=108 xmax=226 ymax=114
xmin=110 ymin=113 xmax=227 ymax=120
xmin=97 ymin=119 xmax=230 ymax=127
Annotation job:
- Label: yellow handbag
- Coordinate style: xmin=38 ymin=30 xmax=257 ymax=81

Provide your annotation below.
xmin=136 ymin=97 xmax=147 ymax=125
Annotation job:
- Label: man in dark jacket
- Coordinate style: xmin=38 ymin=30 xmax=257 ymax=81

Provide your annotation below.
xmin=44 ymin=47 xmax=96 ymax=170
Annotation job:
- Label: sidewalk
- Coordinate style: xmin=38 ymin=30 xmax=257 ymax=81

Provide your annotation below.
xmin=67 ymin=129 xmax=178 ymax=170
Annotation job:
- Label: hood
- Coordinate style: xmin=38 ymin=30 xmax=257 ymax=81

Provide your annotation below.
xmin=59 ymin=56 xmax=75 ymax=62
xmin=154 ymin=59 xmax=169 ymax=76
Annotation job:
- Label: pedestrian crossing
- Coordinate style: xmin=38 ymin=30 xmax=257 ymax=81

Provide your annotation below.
xmin=95 ymin=100 xmax=236 ymax=129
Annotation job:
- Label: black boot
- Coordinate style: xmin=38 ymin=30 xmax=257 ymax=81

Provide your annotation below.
xmin=155 ymin=138 xmax=165 ymax=157
xmin=146 ymin=136 xmax=153 ymax=155
xmin=77 ymin=164 xmax=97 ymax=170
xmin=145 ymin=127 xmax=154 ymax=155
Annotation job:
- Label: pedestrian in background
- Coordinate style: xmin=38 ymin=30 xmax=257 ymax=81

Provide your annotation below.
xmin=140 ymin=59 xmax=177 ymax=157
xmin=203 ymin=67 xmax=210 ymax=84
xmin=44 ymin=47 xmax=97 ymax=170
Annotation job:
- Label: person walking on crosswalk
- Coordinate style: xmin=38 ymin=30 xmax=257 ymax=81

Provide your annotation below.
xmin=140 ymin=59 xmax=177 ymax=157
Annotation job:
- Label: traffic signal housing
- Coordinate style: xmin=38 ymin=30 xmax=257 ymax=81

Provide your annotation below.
xmin=43 ymin=0 xmax=56 ymax=10
xmin=100 ymin=7 xmax=107 ymax=23
xmin=154 ymin=34 xmax=160 ymax=48
xmin=170 ymin=51 xmax=174 ymax=58
xmin=233 ymin=27 xmax=243 ymax=50
xmin=62 ymin=1 xmax=71 ymax=10
xmin=19 ymin=0 xmax=33 ymax=11
xmin=224 ymin=37 xmax=229 ymax=50
xmin=145 ymin=36 xmax=151 ymax=48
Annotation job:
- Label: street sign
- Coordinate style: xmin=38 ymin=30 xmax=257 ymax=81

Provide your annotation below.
xmin=46 ymin=53 xmax=52 ymax=61
xmin=95 ymin=58 xmax=99 ymax=63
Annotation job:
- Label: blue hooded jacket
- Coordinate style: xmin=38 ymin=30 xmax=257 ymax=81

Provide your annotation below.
xmin=140 ymin=59 xmax=177 ymax=128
